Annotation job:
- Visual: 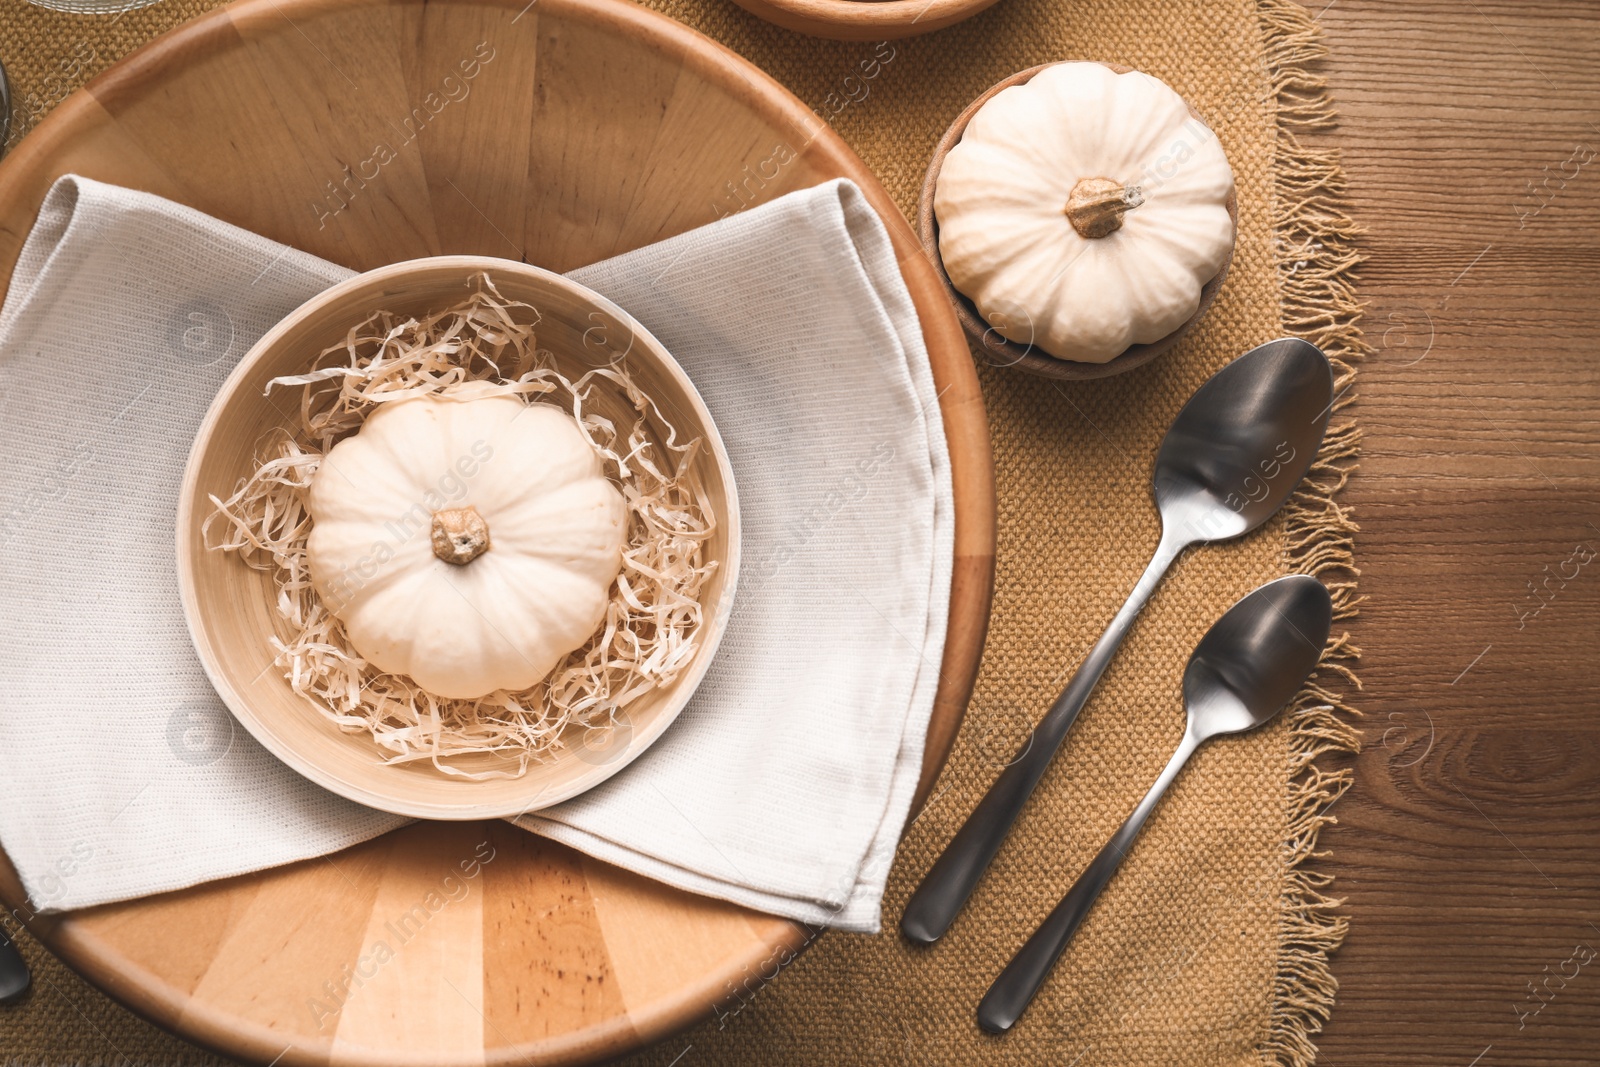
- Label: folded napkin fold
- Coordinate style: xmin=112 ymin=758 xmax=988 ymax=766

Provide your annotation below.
xmin=0 ymin=174 xmax=951 ymax=932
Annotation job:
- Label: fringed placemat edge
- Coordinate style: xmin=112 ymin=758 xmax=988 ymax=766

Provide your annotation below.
xmin=1257 ymin=1 xmax=1369 ymax=1063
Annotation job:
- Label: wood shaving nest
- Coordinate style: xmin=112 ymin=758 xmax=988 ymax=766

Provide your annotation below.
xmin=203 ymin=277 xmax=717 ymax=780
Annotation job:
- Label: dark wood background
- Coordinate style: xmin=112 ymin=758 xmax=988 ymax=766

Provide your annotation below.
xmin=1310 ymin=2 xmax=1600 ymax=1063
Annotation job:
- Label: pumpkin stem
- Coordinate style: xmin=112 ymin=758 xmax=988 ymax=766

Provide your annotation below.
xmin=1064 ymin=177 xmax=1144 ymax=238
xmin=432 ymin=506 xmax=491 ymax=565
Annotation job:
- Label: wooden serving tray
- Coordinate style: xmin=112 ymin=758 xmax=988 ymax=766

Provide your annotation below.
xmin=0 ymin=0 xmax=996 ymax=1064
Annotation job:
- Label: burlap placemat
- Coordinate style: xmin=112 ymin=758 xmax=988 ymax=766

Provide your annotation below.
xmin=0 ymin=0 xmax=1365 ymax=1062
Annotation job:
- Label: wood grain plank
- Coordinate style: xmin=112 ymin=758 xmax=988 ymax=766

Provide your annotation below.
xmin=177 ymin=840 xmax=389 ymax=1051
xmin=478 ymin=825 xmax=630 ymax=1051
xmin=391 ymin=1 xmax=541 ymax=262
xmin=331 ymin=823 xmax=489 ymax=1063
xmin=579 ymin=856 xmax=798 ymax=1037
xmin=1307 ymin=2 xmax=1600 ymax=1063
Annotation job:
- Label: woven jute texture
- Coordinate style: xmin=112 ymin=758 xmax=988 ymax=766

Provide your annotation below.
xmin=0 ymin=0 xmax=1365 ymax=1063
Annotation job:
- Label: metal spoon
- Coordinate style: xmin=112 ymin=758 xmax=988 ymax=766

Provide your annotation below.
xmin=901 ymin=337 xmax=1333 ymax=945
xmin=978 ymin=574 xmax=1334 ymax=1034
xmin=0 ymin=923 xmax=30 ymax=1005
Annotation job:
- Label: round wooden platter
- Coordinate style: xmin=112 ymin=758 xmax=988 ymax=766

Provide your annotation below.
xmin=727 ymin=0 xmax=1003 ymax=42
xmin=0 ymin=1 xmax=996 ymax=1064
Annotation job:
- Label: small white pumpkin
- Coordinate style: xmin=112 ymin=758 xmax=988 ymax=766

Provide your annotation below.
xmin=306 ymin=389 xmax=626 ymax=700
xmin=935 ymin=62 xmax=1236 ymax=363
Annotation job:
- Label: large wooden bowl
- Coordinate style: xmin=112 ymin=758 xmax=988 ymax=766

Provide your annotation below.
xmin=177 ymin=257 xmax=739 ymax=820
xmin=918 ymin=61 xmax=1238 ymax=380
xmin=0 ymin=0 xmax=997 ymax=1064
xmin=728 ymin=0 xmax=1004 ymax=41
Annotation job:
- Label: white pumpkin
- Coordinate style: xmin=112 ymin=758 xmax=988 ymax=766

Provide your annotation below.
xmin=305 ymin=389 xmax=626 ymax=700
xmin=935 ymin=62 xmax=1236 ymax=363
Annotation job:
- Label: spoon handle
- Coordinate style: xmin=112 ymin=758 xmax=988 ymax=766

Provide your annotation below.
xmin=900 ymin=529 xmax=1188 ymax=945
xmin=977 ymin=729 xmax=1201 ymax=1034
xmin=0 ymin=923 xmax=30 ymax=1006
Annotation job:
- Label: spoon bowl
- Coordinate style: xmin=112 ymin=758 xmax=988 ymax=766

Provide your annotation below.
xmin=1155 ymin=337 xmax=1333 ymax=544
xmin=1185 ymin=574 xmax=1336 ymax=740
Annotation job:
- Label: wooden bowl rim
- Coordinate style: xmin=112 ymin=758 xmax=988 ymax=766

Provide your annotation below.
xmin=917 ymin=60 xmax=1238 ymax=381
xmin=175 ymin=255 xmax=742 ymax=821
xmin=727 ymin=0 xmax=1004 ymax=42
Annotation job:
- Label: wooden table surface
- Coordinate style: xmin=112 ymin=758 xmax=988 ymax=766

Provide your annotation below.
xmin=1309 ymin=2 xmax=1600 ymax=1064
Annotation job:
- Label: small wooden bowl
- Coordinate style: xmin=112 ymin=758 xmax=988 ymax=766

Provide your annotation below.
xmin=176 ymin=257 xmax=740 ymax=821
xmin=728 ymin=0 xmax=1003 ymax=41
xmin=918 ymin=61 xmax=1238 ymax=381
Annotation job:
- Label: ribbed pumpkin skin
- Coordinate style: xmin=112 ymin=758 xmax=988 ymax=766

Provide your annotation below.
xmin=935 ymin=63 xmax=1235 ymax=363
xmin=306 ymin=393 xmax=626 ymax=699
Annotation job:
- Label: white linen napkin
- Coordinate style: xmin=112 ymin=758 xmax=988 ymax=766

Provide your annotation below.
xmin=0 ymin=174 xmax=951 ymax=933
